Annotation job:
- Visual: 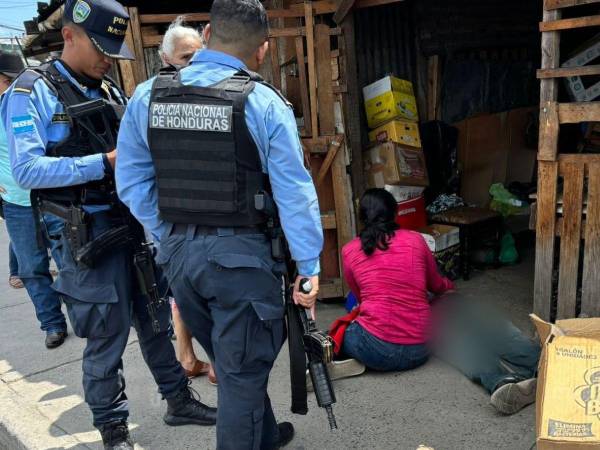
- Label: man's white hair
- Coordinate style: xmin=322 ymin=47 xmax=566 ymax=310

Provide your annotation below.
xmin=158 ymin=16 xmax=202 ymax=61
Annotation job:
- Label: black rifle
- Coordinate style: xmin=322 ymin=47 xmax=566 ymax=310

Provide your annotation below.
xmin=254 ymin=192 xmax=337 ymax=430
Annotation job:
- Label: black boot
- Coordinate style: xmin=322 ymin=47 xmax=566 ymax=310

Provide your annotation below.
xmin=163 ymin=385 xmax=217 ymax=426
xmin=99 ymin=421 xmax=133 ymax=450
xmin=277 ymin=422 xmax=295 ymax=448
xmin=45 ymin=331 xmax=67 ymax=349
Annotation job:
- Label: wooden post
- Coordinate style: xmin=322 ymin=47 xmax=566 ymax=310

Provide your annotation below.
xmin=534 ymin=7 xmax=562 ymax=320
xmin=556 ymin=163 xmax=585 ymax=319
xmin=304 ymin=1 xmax=319 ymax=137
xmin=339 ymin=13 xmax=365 ymax=198
xmin=427 ymin=55 xmax=441 ymax=121
xmin=315 ymin=24 xmax=335 ymax=135
xmin=128 ymin=7 xmax=147 ymax=82
xmin=581 ymin=163 xmax=600 ymax=316
xmin=295 ymin=36 xmax=312 ymax=136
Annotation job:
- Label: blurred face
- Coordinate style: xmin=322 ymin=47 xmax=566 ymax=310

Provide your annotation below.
xmin=166 ymin=35 xmax=202 ymax=68
xmin=0 ymin=73 xmax=12 ymax=95
xmin=62 ymin=24 xmax=113 ymax=80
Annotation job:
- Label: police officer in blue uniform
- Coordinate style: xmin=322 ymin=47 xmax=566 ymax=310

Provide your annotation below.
xmin=116 ymin=0 xmax=324 ymax=448
xmin=1 ymin=1 xmax=216 ymax=448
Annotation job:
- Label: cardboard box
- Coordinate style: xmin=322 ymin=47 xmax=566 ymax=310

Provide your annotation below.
xmin=365 ymin=142 xmax=429 ymax=187
xmin=531 ymin=315 xmax=600 ymax=449
xmin=419 ymin=224 xmax=460 ymax=253
xmin=363 ymin=75 xmax=419 ymax=128
xmin=385 ymin=185 xmax=426 ymax=203
xmin=369 ymin=119 xmax=422 ymax=148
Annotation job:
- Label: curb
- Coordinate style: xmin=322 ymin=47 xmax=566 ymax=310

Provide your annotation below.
xmin=0 ymin=379 xmax=87 ymax=450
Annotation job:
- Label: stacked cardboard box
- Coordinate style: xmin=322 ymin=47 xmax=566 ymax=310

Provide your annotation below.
xmin=363 ymin=75 xmax=427 ymax=231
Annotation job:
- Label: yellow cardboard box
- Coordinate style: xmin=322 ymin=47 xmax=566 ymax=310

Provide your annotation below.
xmin=368 ymin=119 xmax=422 ymax=148
xmin=531 ymin=314 xmax=600 ymax=449
xmin=365 ymin=142 xmax=429 ymax=188
xmin=363 ymin=75 xmax=419 ymax=128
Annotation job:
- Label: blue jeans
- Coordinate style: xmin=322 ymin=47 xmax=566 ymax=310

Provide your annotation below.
xmin=342 ymin=321 xmax=429 ymax=371
xmin=433 ymin=296 xmax=540 ymax=393
xmin=3 ymin=202 xmax=66 ymax=333
xmin=8 ymin=242 xmax=18 ymax=276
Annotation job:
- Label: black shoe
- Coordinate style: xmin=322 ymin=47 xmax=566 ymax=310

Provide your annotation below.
xmin=277 ymin=422 xmax=295 ymax=448
xmin=45 ymin=331 xmax=67 ymax=349
xmin=163 ymin=385 xmax=217 ymax=426
xmin=99 ymin=421 xmax=133 ymax=450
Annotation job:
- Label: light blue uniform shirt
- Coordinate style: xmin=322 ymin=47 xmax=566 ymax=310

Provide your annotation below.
xmin=1 ymin=61 xmax=109 ymax=203
xmin=116 ymin=49 xmax=323 ymax=276
xmin=0 ymin=121 xmax=31 ymax=206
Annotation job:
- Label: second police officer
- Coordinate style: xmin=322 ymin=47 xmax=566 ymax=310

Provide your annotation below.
xmin=1 ymin=1 xmax=217 ymax=449
xmin=117 ymin=0 xmax=324 ymax=448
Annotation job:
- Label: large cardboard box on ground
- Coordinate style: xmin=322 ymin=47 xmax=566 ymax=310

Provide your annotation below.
xmin=531 ymin=315 xmax=600 ymax=449
xmin=368 ymin=119 xmax=422 ymax=148
xmin=363 ymin=75 xmax=419 ymax=128
xmin=365 ymin=142 xmax=429 ymax=188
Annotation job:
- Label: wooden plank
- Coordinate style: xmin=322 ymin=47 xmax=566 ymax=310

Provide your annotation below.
xmin=143 ymin=27 xmax=306 ymax=47
xmin=333 ymin=0 xmax=356 ymax=24
xmin=539 ymin=101 xmax=559 ymax=161
xmin=118 ymin=22 xmax=138 ymax=97
xmin=305 ymin=1 xmax=319 ymax=138
xmin=321 ymin=211 xmax=337 ymax=229
xmin=559 ymin=153 xmax=600 ymax=166
xmin=545 ymin=0 xmax=600 ymax=9
xmin=269 ymin=38 xmax=281 ymax=90
xmin=316 ymin=24 xmax=335 ymax=135
xmin=540 ymin=15 xmax=600 ymax=31
xmin=269 ymin=27 xmax=306 ymax=37
xmin=540 ymin=9 xmax=561 ymax=104
xmin=331 ymin=143 xmax=354 ymax=269
xmin=319 ymin=277 xmax=344 ymax=299
xmin=339 ymin=14 xmax=365 ymax=198
xmin=537 ymin=65 xmax=600 ymax=79
xmin=557 ymin=163 xmax=585 ymax=319
xmin=534 ymin=161 xmax=559 ymax=321
xmin=316 ymin=135 xmax=344 ymax=187
xmin=128 ymin=7 xmax=147 ymax=83
xmin=581 ymin=163 xmax=600 ymax=316
xmin=427 ymin=55 xmax=441 ymax=121
xmin=296 ymin=36 xmax=312 ymax=137
xmin=138 ymin=0 xmax=404 ymax=24
xmin=558 ymin=102 xmax=600 ymax=124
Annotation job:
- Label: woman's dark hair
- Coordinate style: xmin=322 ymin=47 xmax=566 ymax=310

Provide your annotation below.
xmin=358 ymin=188 xmax=400 ymax=256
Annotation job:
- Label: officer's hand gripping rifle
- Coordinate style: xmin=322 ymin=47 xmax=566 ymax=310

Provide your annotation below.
xmin=297 ymin=278 xmax=337 ymax=430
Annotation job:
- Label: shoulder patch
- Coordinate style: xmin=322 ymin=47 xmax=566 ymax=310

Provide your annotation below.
xmin=11 ymin=115 xmax=34 ymax=134
xmin=51 ymin=113 xmax=70 ymax=124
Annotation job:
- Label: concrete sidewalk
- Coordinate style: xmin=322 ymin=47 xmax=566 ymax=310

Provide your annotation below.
xmin=0 ymin=223 xmax=537 ymax=450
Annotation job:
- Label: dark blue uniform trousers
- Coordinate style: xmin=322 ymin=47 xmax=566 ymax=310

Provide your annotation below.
xmin=52 ymin=212 xmax=188 ymax=427
xmin=157 ymin=226 xmax=286 ymax=450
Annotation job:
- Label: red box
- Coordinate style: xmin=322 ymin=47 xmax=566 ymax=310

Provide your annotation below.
xmin=395 ymin=195 xmax=427 ymax=230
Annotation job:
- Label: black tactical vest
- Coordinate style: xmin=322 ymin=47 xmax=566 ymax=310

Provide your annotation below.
xmin=148 ymin=68 xmax=271 ymax=227
xmin=13 ymin=60 xmax=125 ymax=205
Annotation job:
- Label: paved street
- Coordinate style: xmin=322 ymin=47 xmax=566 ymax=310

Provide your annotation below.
xmin=0 ymin=223 xmax=537 ymax=450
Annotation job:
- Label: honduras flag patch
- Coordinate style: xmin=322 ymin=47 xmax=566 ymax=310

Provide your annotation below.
xmin=11 ymin=115 xmax=34 ymax=134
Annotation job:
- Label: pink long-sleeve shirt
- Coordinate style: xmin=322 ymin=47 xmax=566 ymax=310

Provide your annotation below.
xmin=342 ymin=230 xmax=454 ymax=345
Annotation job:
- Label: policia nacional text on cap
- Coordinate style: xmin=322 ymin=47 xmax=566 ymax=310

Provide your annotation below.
xmin=1 ymin=1 xmax=218 ymax=449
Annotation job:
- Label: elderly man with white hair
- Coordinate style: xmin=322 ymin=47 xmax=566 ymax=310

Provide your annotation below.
xmin=158 ymin=16 xmax=216 ymax=383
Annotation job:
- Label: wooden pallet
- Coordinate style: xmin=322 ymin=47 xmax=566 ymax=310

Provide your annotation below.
xmin=534 ymin=0 xmax=600 ymax=320
xmin=119 ymin=3 xmax=359 ymax=299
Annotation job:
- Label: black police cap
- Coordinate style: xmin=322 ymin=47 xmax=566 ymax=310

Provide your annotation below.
xmin=0 ymin=52 xmax=24 ymax=78
xmin=64 ymin=0 xmax=134 ymax=60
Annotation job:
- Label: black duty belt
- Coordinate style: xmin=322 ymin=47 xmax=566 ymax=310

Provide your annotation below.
xmin=171 ymin=223 xmax=264 ymax=237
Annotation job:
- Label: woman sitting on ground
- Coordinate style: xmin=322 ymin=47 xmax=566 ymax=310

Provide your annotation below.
xmin=337 ymin=188 xmax=454 ymax=372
